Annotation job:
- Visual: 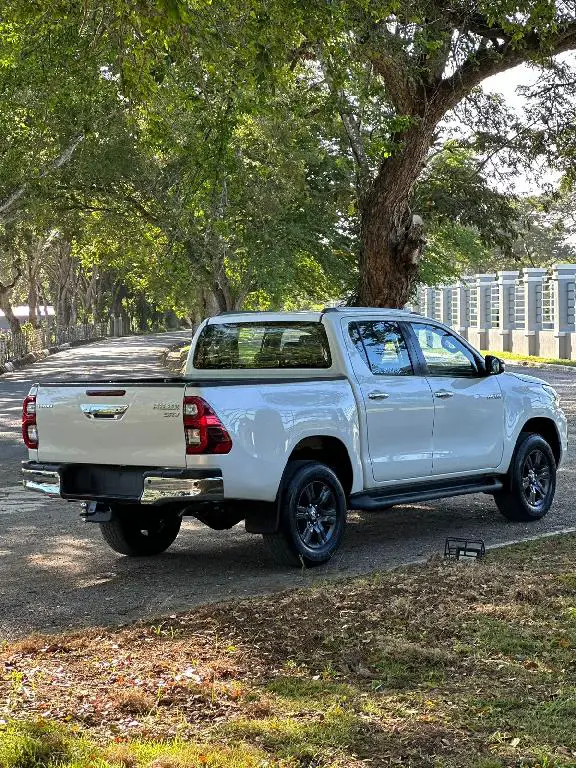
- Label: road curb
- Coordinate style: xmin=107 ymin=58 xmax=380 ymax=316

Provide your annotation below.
xmin=486 ymin=526 xmax=576 ymax=550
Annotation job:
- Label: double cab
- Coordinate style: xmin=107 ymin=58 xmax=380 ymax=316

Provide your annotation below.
xmin=22 ymin=308 xmax=567 ymax=566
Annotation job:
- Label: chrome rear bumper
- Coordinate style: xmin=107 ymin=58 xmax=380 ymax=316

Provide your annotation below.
xmin=22 ymin=467 xmax=61 ymax=497
xmin=22 ymin=462 xmax=224 ymax=505
xmin=140 ymin=474 xmax=223 ymax=504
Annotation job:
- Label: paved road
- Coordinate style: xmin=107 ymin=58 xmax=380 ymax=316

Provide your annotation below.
xmin=1 ymin=336 xmax=575 ymax=639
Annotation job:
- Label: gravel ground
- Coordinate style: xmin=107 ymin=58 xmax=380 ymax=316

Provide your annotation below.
xmin=0 ymin=335 xmax=574 ymax=640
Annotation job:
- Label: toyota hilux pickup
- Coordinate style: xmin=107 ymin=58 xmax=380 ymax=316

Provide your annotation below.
xmin=22 ymin=308 xmax=567 ymax=566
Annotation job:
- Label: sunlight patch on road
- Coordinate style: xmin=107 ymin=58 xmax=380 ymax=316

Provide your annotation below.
xmin=27 ymin=536 xmax=99 ymax=575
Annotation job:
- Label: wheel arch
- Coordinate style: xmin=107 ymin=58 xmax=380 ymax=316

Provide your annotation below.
xmin=246 ymin=434 xmax=359 ymax=535
xmin=286 ymin=435 xmax=355 ymax=498
xmin=518 ymin=417 xmax=562 ymax=465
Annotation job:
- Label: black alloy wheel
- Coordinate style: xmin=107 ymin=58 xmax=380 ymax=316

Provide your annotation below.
xmin=495 ymin=433 xmax=556 ymax=522
xmin=521 ymin=447 xmax=552 ymax=511
xmin=295 ymin=480 xmax=339 ymax=550
xmin=263 ymin=460 xmax=347 ymax=567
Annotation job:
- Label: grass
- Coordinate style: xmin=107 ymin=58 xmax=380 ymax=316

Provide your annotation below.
xmin=0 ymin=720 xmax=276 ymax=768
xmin=3 ymin=535 xmax=576 ymax=767
xmin=481 ymin=349 xmax=576 ymax=368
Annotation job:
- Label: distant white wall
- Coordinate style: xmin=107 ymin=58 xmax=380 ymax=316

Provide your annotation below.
xmin=0 ymin=305 xmax=55 ymax=330
xmin=409 ymin=265 xmax=576 ymax=359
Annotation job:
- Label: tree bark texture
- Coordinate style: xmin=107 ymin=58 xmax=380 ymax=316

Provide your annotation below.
xmin=357 ymin=122 xmax=435 ymax=307
xmin=0 ymin=264 xmax=22 ymax=334
xmin=0 ymin=297 xmax=21 ymax=334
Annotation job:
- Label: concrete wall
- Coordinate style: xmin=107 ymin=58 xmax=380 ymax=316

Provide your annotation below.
xmin=410 ymin=265 xmax=576 ymax=360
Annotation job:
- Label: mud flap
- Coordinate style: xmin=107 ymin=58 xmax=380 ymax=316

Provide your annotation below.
xmin=244 ymin=501 xmax=278 ymax=534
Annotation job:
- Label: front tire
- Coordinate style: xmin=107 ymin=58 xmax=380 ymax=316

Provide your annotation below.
xmin=495 ymin=433 xmax=556 ymax=522
xmin=263 ymin=461 xmax=347 ymax=567
xmin=100 ymin=505 xmax=182 ymax=556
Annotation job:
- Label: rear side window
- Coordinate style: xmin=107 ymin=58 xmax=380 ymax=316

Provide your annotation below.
xmin=349 ymin=321 xmax=413 ymax=376
xmin=193 ymin=322 xmax=332 ymax=369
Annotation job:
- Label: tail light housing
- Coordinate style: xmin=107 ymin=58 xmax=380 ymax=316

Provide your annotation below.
xmin=22 ymin=395 xmax=38 ymax=449
xmin=183 ymin=396 xmax=232 ymax=455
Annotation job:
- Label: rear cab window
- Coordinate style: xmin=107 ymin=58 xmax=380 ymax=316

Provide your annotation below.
xmin=193 ymin=322 xmax=332 ymax=369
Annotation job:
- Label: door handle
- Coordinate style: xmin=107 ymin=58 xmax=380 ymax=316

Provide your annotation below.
xmin=368 ymin=391 xmax=390 ymax=400
xmin=80 ymin=404 xmax=129 ymax=420
xmin=434 ymin=390 xmax=454 ymax=399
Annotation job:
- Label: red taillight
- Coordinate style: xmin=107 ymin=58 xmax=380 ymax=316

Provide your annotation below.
xmin=183 ymin=396 xmax=232 ymax=455
xmin=22 ymin=395 xmax=38 ymax=449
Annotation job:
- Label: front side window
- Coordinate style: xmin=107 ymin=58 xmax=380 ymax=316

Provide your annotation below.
xmin=349 ymin=321 xmax=413 ymax=376
xmin=194 ymin=322 xmax=332 ymax=369
xmin=411 ymin=323 xmax=478 ymax=376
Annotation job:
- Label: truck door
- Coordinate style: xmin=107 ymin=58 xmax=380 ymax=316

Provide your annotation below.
xmin=343 ymin=318 xmax=434 ymax=484
xmin=407 ymin=322 xmax=504 ymax=474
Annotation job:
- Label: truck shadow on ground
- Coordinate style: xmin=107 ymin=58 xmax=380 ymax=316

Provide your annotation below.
xmin=2 ymin=487 xmax=572 ymax=639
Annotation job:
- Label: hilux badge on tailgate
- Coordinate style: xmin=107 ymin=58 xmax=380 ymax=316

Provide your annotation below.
xmin=153 ymin=402 xmax=180 ymax=418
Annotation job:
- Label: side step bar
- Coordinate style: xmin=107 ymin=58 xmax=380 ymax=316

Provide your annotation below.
xmin=350 ymin=476 xmax=504 ymax=511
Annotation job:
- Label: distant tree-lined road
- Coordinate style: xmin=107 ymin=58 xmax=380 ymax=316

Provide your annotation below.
xmin=1 ymin=334 xmax=575 ymax=640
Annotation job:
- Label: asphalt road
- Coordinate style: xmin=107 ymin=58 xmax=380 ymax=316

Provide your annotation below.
xmin=1 ymin=334 xmax=575 ymax=640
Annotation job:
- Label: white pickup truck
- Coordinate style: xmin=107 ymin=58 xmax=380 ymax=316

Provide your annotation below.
xmin=22 ymin=308 xmax=567 ymax=566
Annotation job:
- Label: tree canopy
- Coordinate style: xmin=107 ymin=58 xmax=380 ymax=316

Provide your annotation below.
xmin=1 ymin=0 xmax=576 ymax=328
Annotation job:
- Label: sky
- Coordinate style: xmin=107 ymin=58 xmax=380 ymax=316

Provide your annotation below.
xmin=481 ymin=53 xmax=576 ymax=194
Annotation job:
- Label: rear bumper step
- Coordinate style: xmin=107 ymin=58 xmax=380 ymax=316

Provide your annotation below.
xmin=22 ymin=462 xmax=224 ymax=505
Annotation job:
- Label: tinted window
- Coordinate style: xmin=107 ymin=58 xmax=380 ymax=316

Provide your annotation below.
xmin=194 ymin=322 xmax=331 ymax=369
xmin=349 ymin=321 xmax=413 ymax=376
xmin=411 ymin=323 xmax=478 ymax=376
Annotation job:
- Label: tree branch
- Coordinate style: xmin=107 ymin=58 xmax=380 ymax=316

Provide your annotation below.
xmin=0 ymin=133 xmax=85 ymax=224
xmin=437 ymin=20 xmax=576 ymax=114
xmin=360 ymin=22 xmax=418 ymax=115
xmin=0 ymin=261 xmax=22 ymax=292
xmin=317 ymin=52 xmax=372 ymax=192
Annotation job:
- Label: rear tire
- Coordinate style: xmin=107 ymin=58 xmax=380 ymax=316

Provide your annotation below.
xmin=263 ymin=460 xmax=347 ymax=567
xmin=100 ymin=505 xmax=182 ymax=556
xmin=494 ymin=433 xmax=556 ymax=522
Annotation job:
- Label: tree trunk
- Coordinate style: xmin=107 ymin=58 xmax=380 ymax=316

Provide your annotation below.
xmin=0 ymin=263 xmax=22 ymax=334
xmin=358 ymin=203 xmax=426 ymax=307
xmin=356 ymin=122 xmax=436 ymax=307
xmin=25 ymin=239 xmax=45 ymax=328
xmin=27 ymin=278 xmax=40 ymax=328
xmin=0 ymin=297 xmax=21 ymax=334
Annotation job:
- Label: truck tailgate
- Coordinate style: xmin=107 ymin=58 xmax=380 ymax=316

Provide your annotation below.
xmin=36 ymin=384 xmax=187 ymax=466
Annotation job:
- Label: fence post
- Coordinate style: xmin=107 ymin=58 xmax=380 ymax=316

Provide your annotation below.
xmin=421 ymin=287 xmax=434 ymax=318
xmin=552 ymin=264 xmax=576 ymax=358
xmin=520 ymin=267 xmax=546 ymax=356
xmin=469 ymin=274 xmax=495 ymax=351
xmin=496 ymin=271 xmax=519 ymax=352
xmin=439 ymin=286 xmax=451 ymax=325
xmin=453 ymin=284 xmax=468 ymax=338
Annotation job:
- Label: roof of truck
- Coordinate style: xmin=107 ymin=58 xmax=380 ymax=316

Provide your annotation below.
xmin=208 ymin=307 xmax=420 ymax=323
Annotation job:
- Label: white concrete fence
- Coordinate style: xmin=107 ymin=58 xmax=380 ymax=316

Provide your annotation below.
xmin=408 ymin=265 xmax=576 ymax=359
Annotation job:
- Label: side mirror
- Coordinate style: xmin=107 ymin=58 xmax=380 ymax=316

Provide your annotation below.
xmin=484 ymin=354 xmax=505 ymax=375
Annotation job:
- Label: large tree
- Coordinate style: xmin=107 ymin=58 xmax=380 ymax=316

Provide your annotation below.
xmin=117 ymin=0 xmax=576 ymax=307
xmin=295 ymin=1 xmax=576 ymax=306
xmin=5 ymin=0 xmax=576 ymax=314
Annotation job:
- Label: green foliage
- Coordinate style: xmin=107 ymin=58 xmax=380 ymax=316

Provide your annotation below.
xmin=2 ymin=0 xmax=576 ymax=317
xmin=0 ymin=720 xmax=83 ymax=768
